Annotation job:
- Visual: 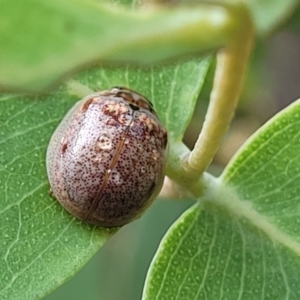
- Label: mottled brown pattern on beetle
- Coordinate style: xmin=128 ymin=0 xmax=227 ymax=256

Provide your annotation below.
xmin=47 ymin=90 xmax=167 ymax=227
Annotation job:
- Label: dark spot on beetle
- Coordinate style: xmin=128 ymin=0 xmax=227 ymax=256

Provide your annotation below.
xmin=62 ymin=143 xmax=68 ymax=154
xmin=129 ymin=103 xmax=140 ymax=111
xmin=80 ymin=98 xmax=93 ymax=113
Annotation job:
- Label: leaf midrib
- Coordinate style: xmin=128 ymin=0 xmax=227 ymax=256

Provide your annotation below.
xmin=204 ymin=176 xmax=300 ymax=257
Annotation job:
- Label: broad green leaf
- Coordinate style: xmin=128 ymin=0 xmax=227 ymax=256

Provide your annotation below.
xmin=0 ymin=58 xmax=210 ymax=299
xmin=0 ymin=0 xmax=228 ymax=91
xmin=143 ymin=99 xmax=300 ymax=299
xmin=1 ymin=0 xmax=298 ymax=92
xmin=222 ymin=99 xmax=300 ymax=242
xmin=0 ymin=90 xmax=116 ymax=300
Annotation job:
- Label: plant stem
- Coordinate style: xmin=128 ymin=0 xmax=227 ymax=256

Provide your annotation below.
xmin=184 ymin=4 xmax=254 ymax=178
xmin=163 ymin=3 xmax=254 ymax=199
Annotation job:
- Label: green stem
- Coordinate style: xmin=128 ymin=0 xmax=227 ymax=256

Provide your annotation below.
xmin=185 ymin=4 xmax=254 ymax=175
xmin=164 ymin=3 xmax=254 ymax=198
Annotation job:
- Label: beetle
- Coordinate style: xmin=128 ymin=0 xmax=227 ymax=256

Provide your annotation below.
xmin=46 ymin=87 xmax=168 ymax=227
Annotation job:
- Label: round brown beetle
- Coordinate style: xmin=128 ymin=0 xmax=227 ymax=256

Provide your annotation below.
xmin=46 ymin=87 xmax=168 ymax=227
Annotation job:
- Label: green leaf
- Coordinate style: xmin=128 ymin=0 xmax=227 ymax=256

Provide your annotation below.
xmin=0 ymin=90 xmax=116 ymax=300
xmin=1 ymin=0 xmax=299 ymax=92
xmin=246 ymin=0 xmax=300 ymax=35
xmin=0 ymin=0 xmax=228 ymax=91
xmin=143 ymin=99 xmax=300 ymax=299
xmin=0 ymin=57 xmax=210 ymax=299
